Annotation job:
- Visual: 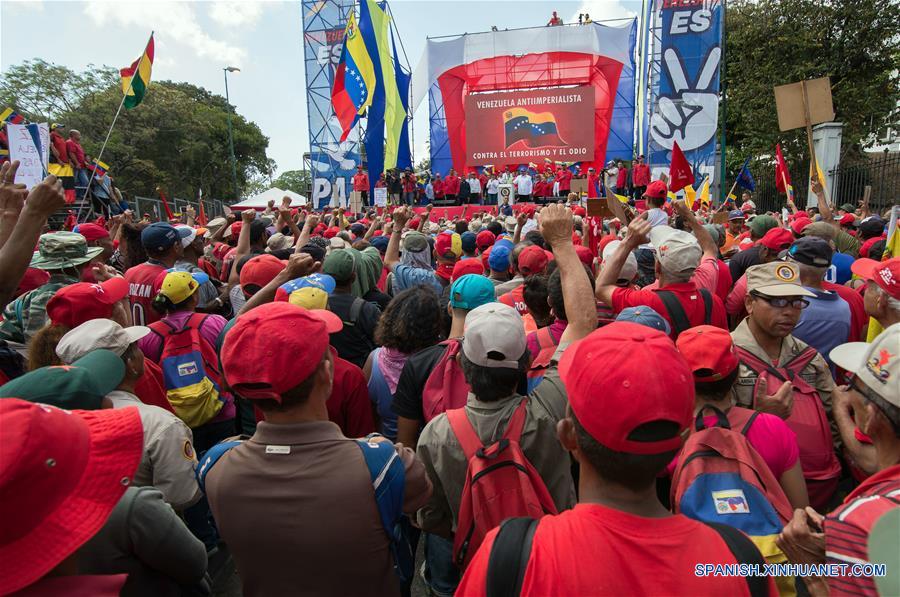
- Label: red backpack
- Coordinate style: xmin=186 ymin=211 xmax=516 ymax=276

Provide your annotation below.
xmin=422 ymin=340 xmax=469 ymax=423
xmin=736 ymin=346 xmax=841 ymax=502
xmin=446 ymin=399 xmax=558 ymax=569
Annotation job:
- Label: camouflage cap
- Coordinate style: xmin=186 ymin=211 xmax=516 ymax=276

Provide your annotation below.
xmin=30 ymin=232 xmax=103 ymax=271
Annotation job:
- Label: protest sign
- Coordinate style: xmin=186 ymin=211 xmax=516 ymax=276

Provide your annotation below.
xmin=9 ymin=123 xmax=49 ymax=189
xmin=498 ymin=184 xmax=514 ymax=204
xmin=373 ymin=187 xmax=387 ymax=207
xmin=586 ymin=198 xmax=614 ymax=219
xmin=570 ymin=178 xmax=587 ymax=196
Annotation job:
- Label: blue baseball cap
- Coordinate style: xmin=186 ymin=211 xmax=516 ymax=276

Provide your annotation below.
xmin=488 ymin=245 xmax=511 ymax=272
xmin=449 ymin=274 xmax=496 ymax=310
xmin=615 ymin=306 xmax=671 ymax=335
xmin=727 ymin=209 xmax=746 ymax=221
xmin=166 ymin=268 xmax=210 ymax=286
xmin=461 ymin=231 xmax=477 ymax=253
xmin=141 ymin=222 xmax=191 ymax=252
xmin=370 ymin=235 xmax=389 ymax=254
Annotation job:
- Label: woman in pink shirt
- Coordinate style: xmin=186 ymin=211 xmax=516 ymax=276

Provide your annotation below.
xmin=670 ymin=326 xmax=809 ymax=509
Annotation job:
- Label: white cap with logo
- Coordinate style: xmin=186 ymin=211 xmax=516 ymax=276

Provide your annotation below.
xmin=649 ymin=225 xmax=702 ymax=276
xmin=830 ymin=323 xmax=900 ymax=407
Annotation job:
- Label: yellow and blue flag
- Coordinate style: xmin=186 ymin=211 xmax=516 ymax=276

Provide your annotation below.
xmin=331 ymin=12 xmax=376 ymax=142
xmin=736 ymin=157 xmax=756 ymax=191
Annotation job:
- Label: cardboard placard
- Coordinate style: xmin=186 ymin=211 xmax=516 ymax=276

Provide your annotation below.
xmin=712 ymin=211 xmax=729 ymax=225
xmin=586 ymin=198 xmax=614 ymax=219
xmin=570 ymin=178 xmax=588 ymax=196
xmin=774 ymin=77 xmax=835 ymax=132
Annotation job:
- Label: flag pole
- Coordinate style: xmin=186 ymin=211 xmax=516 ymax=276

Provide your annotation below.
xmin=76 ymin=31 xmax=154 ymax=223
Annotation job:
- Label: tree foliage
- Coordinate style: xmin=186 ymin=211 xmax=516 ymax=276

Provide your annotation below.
xmin=273 ymin=169 xmax=312 ymax=196
xmin=723 ymin=0 xmax=899 ymax=176
xmin=0 ymin=60 xmax=270 ymax=203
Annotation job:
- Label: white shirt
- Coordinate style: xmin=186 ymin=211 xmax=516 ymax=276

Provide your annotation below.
xmin=107 ymin=390 xmax=201 ymax=510
xmin=605 ymin=167 xmax=619 ymax=189
xmin=467 ymin=178 xmax=482 ymax=194
xmin=486 ymin=179 xmax=500 ymax=194
xmin=425 ymin=183 xmax=434 ymax=200
xmin=514 ymin=174 xmax=533 ymax=196
xmin=639 ymin=208 xmax=671 ymax=250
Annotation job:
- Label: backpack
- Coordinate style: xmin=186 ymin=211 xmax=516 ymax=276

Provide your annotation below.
xmin=446 ymin=399 xmax=558 ymax=569
xmin=485 ymin=516 xmax=769 ymax=597
xmin=422 ymin=339 xmax=469 ymax=423
xmin=736 ymin=346 xmax=842 ymax=491
xmin=355 ymin=437 xmax=415 ymax=584
xmin=525 ymin=326 xmax=560 ymax=393
xmin=149 ymin=313 xmax=225 ymax=428
xmin=653 ymin=287 xmax=712 ymax=338
xmin=670 ymin=405 xmax=797 ymax=595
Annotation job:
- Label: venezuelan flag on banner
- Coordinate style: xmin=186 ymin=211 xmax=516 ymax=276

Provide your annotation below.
xmin=0 ymin=108 xmax=25 ymax=124
xmin=504 ymin=108 xmax=565 ymax=148
xmin=121 ymin=34 xmax=155 ymax=110
xmin=331 ymin=12 xmax=376 ymax=143
xmin=361 ymin=0 xmax=403 ymax=170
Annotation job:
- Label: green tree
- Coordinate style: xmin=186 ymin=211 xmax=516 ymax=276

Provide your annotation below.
xmin=722 ymin=0 xmax=899 ymax=177
xmin=273 ymin=169 xmax=312 ymax=196
xmin=0 ymin=60 xmax=270 ymax=203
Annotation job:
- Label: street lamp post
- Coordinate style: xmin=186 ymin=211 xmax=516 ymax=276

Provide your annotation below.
xmin=223 ymin=66 xmax=241 ymax=201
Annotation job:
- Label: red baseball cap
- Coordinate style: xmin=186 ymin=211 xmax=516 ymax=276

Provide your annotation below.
xmin=408 ymin=217 xmax=421 ymax=230
xmin=46 ymin=277 xmax=128 ymax=328
xmin=221 ymin=302 xmax=333 ymax=401
xmin=759 ymin=227 xmax=794 ymax=251
xmin=839 ymin=213 xmax=856 ymax=226
xmin=0 ymin=399 xmax=143 ymax=594
xmin=239 ymin=254 xmax=285 ymax=294
xmin=451 ymin=259 xmax=484 ymax=282
xmin=230 ymin=222 xmax=243 ymax=237
xmin=435 ymin=231 xmax=462 ymax=258
xmin=643 ymin=180 xmax=667 ymax=200
xmin=73 ymin=223 xmax=109 ymax=242
xmin=476 ymin=230 xmax=496 ymax=251
xmin=574 ymin=245 xmax=594 ymax=269
xmin=559 ymin=322 xmax=694 ymax=454
xmin=852 ymin=257 xmax=900 ymax=300
xmin=518 ymin=244 xmax=549 ymax=275
xmin=675 ymin=325 xmax=739 ymax=382
xmin=323 ymin=226 xmax=340 ymax=239
xmin=15 ymin=268 xmax=50 ymax=297
xmin=790 ymin=217 xmax=812 ymax=236
xmin=572 ymin=206 xmax=586 ymax=217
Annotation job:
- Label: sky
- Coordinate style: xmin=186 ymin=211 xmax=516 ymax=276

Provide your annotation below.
xmin=1 ymin=0 xmax=640 ymax=178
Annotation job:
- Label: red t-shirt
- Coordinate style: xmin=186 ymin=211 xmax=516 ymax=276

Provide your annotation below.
xmin=445 ymin=175 xmax=461 ymax=195
xmin=66 ymin=139 xmax=86 ymax=167
xmin=611 ymin=282 xmax=728 ymax=338
xmin=557 ymin=170 xmax=572 ymax=191
xmin=432 ymin=179 xmax=445 ymax=198
xmin=617 ymin=166 xmax=628 ymax=188
xmin=124 ymin=262 xmax=167 ymax=326
xmin=825 ymin=463 xmax=900 ymax=596
xmin=457 ymin=503 xmax=774 ymax=597
xmin=50 ymin=131 xmax=68 ymax=163
xmin=327 ymin=355 xmax=376 ymax=438
xmin=352 ymin=172 xmax=370 ymax=192
xmin=498 ymin=285 xmax=527 ymax=316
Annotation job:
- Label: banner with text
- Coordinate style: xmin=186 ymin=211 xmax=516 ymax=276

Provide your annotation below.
xmin=647 ymin=0 xmax=723 ymax=190
xmin=465 ymin=87 xmax=595 ymax=167
xmin=9 ymin=123 xmax=49 ymax=189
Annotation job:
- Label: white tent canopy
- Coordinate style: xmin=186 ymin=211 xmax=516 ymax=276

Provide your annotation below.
xmin=230 ymin=187 xmax=307 ymax=210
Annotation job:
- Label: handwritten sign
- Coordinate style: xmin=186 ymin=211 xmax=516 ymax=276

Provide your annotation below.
xmin=373 ymin=187 xmax=387 ymax=207
xmin=9 ymin=123 xmax=49 ymax=189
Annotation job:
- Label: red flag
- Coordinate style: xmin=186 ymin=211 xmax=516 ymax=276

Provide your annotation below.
xmin=197 ymin=200 xmax=208 ymax=226
xmin=94 ymin=215 xmax=106 ymax=228
xmin=63 ymin=210 xmax=76 ymax=231
xmin=157 ymin=188 xmax=175 ymax=220
xmin=774 ymin=144 xmax=794 ymax=201
xmin=668 ymin=141 xmax=695 ymax=192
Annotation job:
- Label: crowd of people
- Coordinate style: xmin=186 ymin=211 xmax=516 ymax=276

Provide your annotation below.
xmin=353 ymin=157 xmax=644 ymax=209
xmin=0 ymin=154 xmax=898 ymax=597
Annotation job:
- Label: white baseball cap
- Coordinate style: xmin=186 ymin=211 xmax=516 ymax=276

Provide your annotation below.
xmin=830 ymin=323 xmax=900 ymax=407
xmin=649 ymin=225 xmax=702 ymax=276
xmin=56 ymin=319 xmax=151 ymax=364
xmin=602 ymin=240 xmax=638 ymax=282
xmin=462 ymin=303 xmax=527 ymax=370
xmin=175 ymin=225 xmax=197 ymax=248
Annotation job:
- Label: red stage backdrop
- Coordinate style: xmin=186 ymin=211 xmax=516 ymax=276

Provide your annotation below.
xmin=465 ymin=87 xmax=596 ymax=166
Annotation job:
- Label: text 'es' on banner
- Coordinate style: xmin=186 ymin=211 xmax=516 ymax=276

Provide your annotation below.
xmin=464 ymin=86 xmax=595 ymax=167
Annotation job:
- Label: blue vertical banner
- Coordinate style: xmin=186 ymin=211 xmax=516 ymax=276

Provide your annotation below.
xmin=647 ymin=0 xmax=723 ymax=187
xmin=301 ymin=0 xmax=361 ymax=208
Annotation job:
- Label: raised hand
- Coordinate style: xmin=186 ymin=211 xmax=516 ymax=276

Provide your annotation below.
xmin=23 ymin=174 xmax=65 ymax=218
xmin=0 ymin=161 xmax=28 ymax=217
xmin=754 ymin=377 xmax=794 ymax=419
xmin=241 ymin=209 xmax=256 ymax=223
xmin=623 ymin=211 xmax=652 ymax=247
xmin=538 ymin=203 xmax=573 ymax=247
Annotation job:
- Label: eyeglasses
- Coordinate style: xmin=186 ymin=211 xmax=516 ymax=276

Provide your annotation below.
xmin=750 ymin=292 xmax=810 ymax=310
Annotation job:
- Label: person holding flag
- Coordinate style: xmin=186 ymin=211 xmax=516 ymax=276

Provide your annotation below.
xmin=775 ymin=144 xmax=794 ymax=204
xmin=331 ymin=12 xmax=376 ymax=143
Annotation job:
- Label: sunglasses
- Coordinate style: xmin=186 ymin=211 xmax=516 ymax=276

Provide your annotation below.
xmin=750 ymin=292 xmax=810 ymax=310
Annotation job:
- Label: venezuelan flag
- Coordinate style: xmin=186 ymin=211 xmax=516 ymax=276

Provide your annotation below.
xmin=0 ymin=108 xmax=25 ymax=124
xmin=89 ymin=159 xmax=110 ymax=177
xmin=121 ymin=34 xmax=154 ymax=110
xmin=332 ymin=12 xmax=376 ymax=142
xmin=504 ymin=108 xmax=566 ymax=149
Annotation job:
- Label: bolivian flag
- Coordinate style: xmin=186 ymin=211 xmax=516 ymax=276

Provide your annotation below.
xmin=121 ymin=34 xmax=155 ymax=110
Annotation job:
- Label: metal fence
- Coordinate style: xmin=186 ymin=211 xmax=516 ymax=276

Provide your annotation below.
xmin=131 ymin=196 xmax=226 ymax=221
xmin=751 ymin=151 xmax=900 ymax=215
